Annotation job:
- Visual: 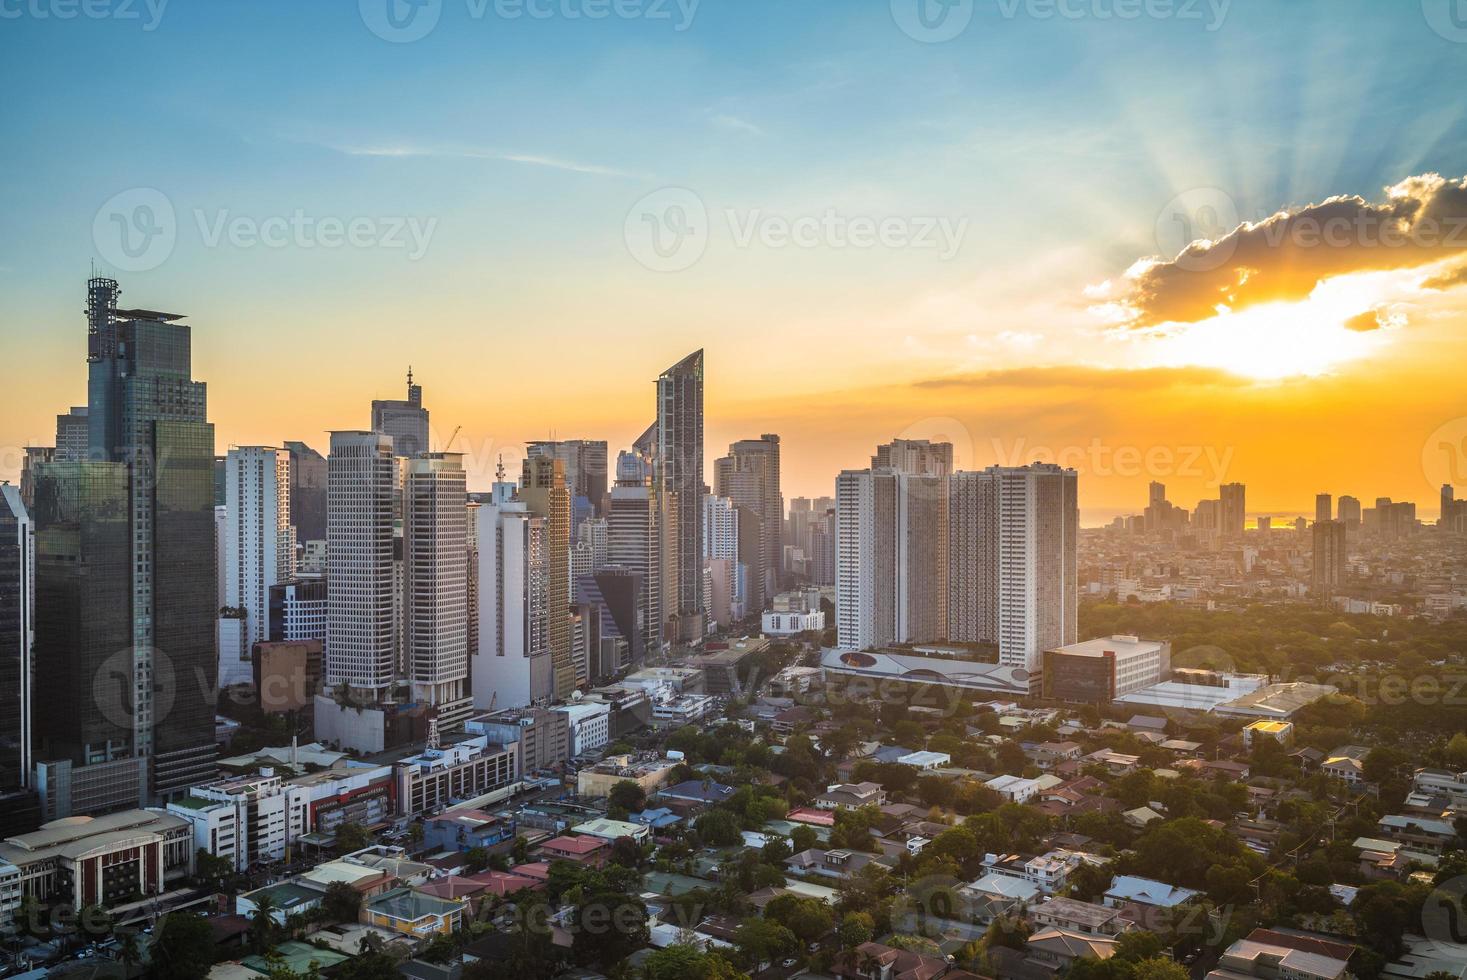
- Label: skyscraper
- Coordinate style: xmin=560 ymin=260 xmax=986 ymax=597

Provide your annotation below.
xmin=1312 ymin=520 xmax=1347 ymax=596
xmin=1219 ymin=482 xmax=1246 ymax=538
xmin=835 ymin=439 xmax=951 ymax=651
xmin=656 ymin=350 xmax=705 ymax=641
xmin=54 ymin=407 xmax=89 ymax=462
xmin=527 ymin=440 xmax=610 ymax=519
xmin=33 ymin=278 xmax=218 ymax=810
xmin=473 ymin=480 xmax=552 ymax=711
xmin=1315 ymin=493 xmax=1333 ymax=524
xmin=404 ymin=453 xmax=472 ymax=727
xmin=325 ymin=431 xmax=397 ymax=697
xmin=948 ymin=469 xmax=998 ymax=645
xmin=714 ymin=434 xmax=782 ymax=614
xmin=371 ymin=368 xmax=430 ymax=459
xmin=284 ymin=440 xmax=328 ymax=548
xmin=994 ymin=463 xmax=1079 ymax=681
xmin=521 ymin=455 xmax=575 ymax=698
xmin=219 ymin=447 xmax=296 ymax=689
xmin=608 ymin=450 xmax=661 ymax=657
xmin=0 ymin=484 xmax=35 ymax=828
xmin=1338 ymin=494 xmax=1362 ymax=529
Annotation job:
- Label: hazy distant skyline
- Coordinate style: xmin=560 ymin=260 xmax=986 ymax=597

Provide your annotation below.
xmin=3 ymin=0 xmax=1466 ymax=522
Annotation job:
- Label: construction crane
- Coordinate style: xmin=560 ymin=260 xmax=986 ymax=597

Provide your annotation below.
xmin=441 ymin=425 xmax=462 ymax=453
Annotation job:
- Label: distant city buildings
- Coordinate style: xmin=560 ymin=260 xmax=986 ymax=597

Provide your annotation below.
xmin=371 ymin=368 xmax=430 ymax=459
xmin=220 ymin=446 xmax=296 ymax=689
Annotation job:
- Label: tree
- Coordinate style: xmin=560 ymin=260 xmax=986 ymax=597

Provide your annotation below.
xmin=608 ymin=779 xmax=648 ymax=814
xmin=734 ymin=917 xmax=798 ymax=969
xmin=248 ymin=893 xmax=280 ymax=953
xmin=336 ymin=950 xmax=405 ymax=980
xmin=420 ymin=933 xmax=458 ymax=964
xmin=1131 ymin=958 xmax=1190 ymax=980
xmin=790 ymin=825 xmax=819 ymax=853
xmin=334 ymin=821 xmax=372 ymax=854
xmin=1446 ymin=733 xmax=1467 ymax=769
xmin=838 ymin=911 xmax=874 ymax=948
xmin=764 ymin=894 xmax=833 ymax=944
xmin=571 ymin=889 xmax=648 ymax=967
xmin=147 ymin=913 xmax=216 ymax=979
xmin=695 ymin=809 xmax=743 ymax=847
xmin=321 ymin=880 xmax=363 ymax=924
xmin=465 ymin=847 xmax=492 ymax=874
xmin=644 ymin=945 xmax=749 ymax=980
xmin=195 ymin=847 xmax=235 ymax=890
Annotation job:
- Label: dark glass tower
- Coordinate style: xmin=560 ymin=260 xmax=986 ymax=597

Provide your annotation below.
xmin=656 ymin=350 xmax=705 ymax=642
xmin=32 ymin=278 xmax=217 ymax=811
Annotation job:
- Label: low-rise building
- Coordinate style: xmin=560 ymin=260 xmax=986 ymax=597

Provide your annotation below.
xmin=364 ymin=887 xmax=466 ymax=937
xmin=575 ymin=754 xmax=679 ymax=799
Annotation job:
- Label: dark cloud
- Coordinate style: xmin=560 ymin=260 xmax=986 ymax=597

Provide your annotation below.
xmin=1124 ymin=174 xmax=1467 ymax=327
xmin=1424 ymin=261 xmax=1467 ymax=290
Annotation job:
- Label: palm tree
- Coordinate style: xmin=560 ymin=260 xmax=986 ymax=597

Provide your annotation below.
xmin=118 ymin=932 xmax=142 ymax=977
xmin=249 ymin=893 xmax=280 ymax=953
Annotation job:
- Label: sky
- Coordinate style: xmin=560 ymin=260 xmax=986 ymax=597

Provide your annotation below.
xmin=2 ymin=0 xmax=1466 ymax=524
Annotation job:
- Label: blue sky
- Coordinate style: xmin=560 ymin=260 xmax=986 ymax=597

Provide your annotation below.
xmin=3 ymin=0 xmax=1466 ymax=515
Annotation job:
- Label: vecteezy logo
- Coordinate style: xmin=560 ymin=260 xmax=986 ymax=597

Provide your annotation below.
xmin=1154 ymin=187 xmax=1240 ymax=272
xmin=891 ymin=0 xmax=974 ymax=43
xmin=93 ymin=647 xmax=177 ymax=732
xmin=1423 ymin=417 xmax=1467 ymax=493
xmin=360 ymin=0 xmax=442 ymax=42
xmin=93 ymin=188 xmax=176 ymax=273
xmin=624 ymin=187 xmax=709 ymax=273
xmin=1423 ymin=0 xmax=1467 ymax=43
xmin=1424 ymin=877 xmax=1467 ymax=944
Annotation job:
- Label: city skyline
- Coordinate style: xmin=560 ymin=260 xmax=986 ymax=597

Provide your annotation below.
xmin=2 ymin=1 xmax=1466 ymax=521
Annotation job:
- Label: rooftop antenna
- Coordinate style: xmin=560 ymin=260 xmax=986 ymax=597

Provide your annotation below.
xmin=495 ymin=454 xmax=506 ymax=483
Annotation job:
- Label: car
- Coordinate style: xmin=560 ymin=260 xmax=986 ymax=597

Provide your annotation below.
xmin=781 ymin=958 xmax=798 ymax=968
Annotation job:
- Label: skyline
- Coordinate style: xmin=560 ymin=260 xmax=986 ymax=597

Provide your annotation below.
xmin=3 ymin=0 xmax=1467 ymax=521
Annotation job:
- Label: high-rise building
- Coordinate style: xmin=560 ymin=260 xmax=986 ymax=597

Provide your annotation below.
xmin=527 ymin=440 xmax=610 ymax=519
xmin=219 ymin=447 xmax=296 ymax=689
xmin=284 ymin=441 xmax=328 ymax=548
xmin=1312 ymin=520 xmax=1347 ymax=596
xmin=269 ymin=579 xmax=327 ymax=644
xmin=835 ymin=440 xmax=951 ymax=652
xmin=994 ymin=464 xmax=1078 ymax=681
xmin=404 ymin=454 xmax=472 ymax=728
xmin=520 ymin=455 xmax=575 ymax=698
xmin=33 ymin=278 xmax=218 ymax=810
xmin=371 ymin=368 xmax=430 ymax=459
xmin=608 ymin=450 xmax=661 ymax=657
xmin=0 ymin=484 xmax=35 ymax=826
xmin=54 ymin=407 xmax=89 ymax=462
xmin=713 ymin=434 xmax=782 ymax=614
xmin=325 ymin=431 xmax=397 ymax=697
xmin=19 ymin=447 xmax=53 ymax=512
xmin=473 ymin=481 xmax=552 ymax=711
xmin=1219 ymin=483 xmax=1246 ymax=538
xmin=1315 ymin=493 xmax=1333 ymax=525
xmin=1440 ymin=485 xmax=1464 ymax=532
xmin=948 ymin=469 xmax=998 ymax=645
xmin=1338 ymin=495 xmax=1362 ymax=530
xmin=655 ymin=350 xmax=705 ymax=641
xmin=703 ymin=494 xmax=741 ymax=628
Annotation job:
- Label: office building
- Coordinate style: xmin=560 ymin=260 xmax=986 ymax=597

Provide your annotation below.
xmin=1337 ymin=495 xmax=1362 ymax=530
xmin=0 ymin=485 xmax=35 ymax=832
xmin=1220 ymin=483 xmax=1246 ymax=538
xmin=1043 ymin=635 xmax=1170 ymax=702
xmin=284 ymin=441 xmax=328 ymax=548
xmin=1315 ymin=493 xmax=1332 ymax=525
xmin=948 ymin=469 xmax=998 ymax=645
xmin=713 ymin=434 xmax=782 ymax=613
xmin=473 ymin=482 xmax=552 ymax=712
xmin=995 ymin=463 xmax=1078 ymax=678
xmin=1312 ymin=520 xmax=1348 ymax=596
xmin=54 ymin=407 xmax=89 ymax=462
xmin=371 ymin=368 xmax=430 ymax=459
xmin=220 ymin=447 xmax=296 ymax=690
xmin=325 ymin=431 xmax=397 ymax=697
xmin=520 ymin=455 xmax=575 ymax=698
xmin=269 ymin=579 xmax=328 ymax=644
xmin=404 ymin=454 xmax=472 ymax=728
xmin=32 ymin=278 xmax=218 ymax=810
xmin=655 ymin=350 xmax=705 ymax=641
xmin=527 ymin=440 xmax=610 ymax=519
xmin=608 ymin=450 xmax=662 ymax=656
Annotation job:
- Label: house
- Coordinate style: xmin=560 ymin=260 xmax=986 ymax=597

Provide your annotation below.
xmin=571 ymin=818 xmax=651 ymax=842
xmin=1323 ymin=746 xmax=1371 ymax=785
xmin=816 ymin=782 xmax=888 ymax=811
xmin=1200 ymin=759 xmax=1251 ymax=780
xmin=962 ymin=873 xmax=1041 ymax=924
xmin=1206 ymin=928 xmax=1353 ymax=980
xmin=786 ymin=847 xmax=893 ymax=881
xmin=363 ymin=887 xmax=466 ymax=937
xmin=1082 ymin=749 xmax=1142 ymax=774
xmin=1127 ymin=715 xmax=1169 ymax=734
xmin=788 ymin=806 xmax=838 ymax=827
xmin=1104 ymin=875 xmax=1201 ymax=910
xmin=1160 ymin=739 xmax=1204 ymax=758
xmin=897 ymin=751 xmax=952 ymax=770
xmin=1026 ymin=928 xmax=1119 ymax=970
xmin=630 ymin=807 xmax=683 ymax=831
xmin=1242 ymin=720 xmax=1294 ymax=748
xmin=1123 ymin=806 xmax=1164 ymax=829
xmin=539 ymin=834 xmax=610 ymax=867
xmin=832 ymin=941 xmax=950 ymax=980
xmin=1354 ymin=838 xmax=1413 ymax=879
xmin=1378 ymin=814 xmax=1456 ymax=857
xmin=658 ymin=779 xmax=737 ymax=808
xmin=467 ymin=868 xmax=543 ymax=898
xmin=986 ymin=774 xmax=1042 ymax=804
xmin=1030 ymin=896 xmax=1129 ymax=936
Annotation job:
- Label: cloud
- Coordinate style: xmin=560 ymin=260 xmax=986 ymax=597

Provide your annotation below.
xmin=324 ymin=142 xmax=646 ymax=178
xmin=708 ymin=113 xmax=765 ymax=137
xmin=1344 ymin=309 xmax=1383 ymax=332
xmin=1424 ymin=260 xmax=1467 ymax=290
xmin=911 ymin=364 xmax=1252 ymax=391
xmin=1119 ymin=174 xmax=1467 ymax=327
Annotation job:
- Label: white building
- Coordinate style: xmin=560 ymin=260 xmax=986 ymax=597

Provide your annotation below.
xmin=220 ymin=447 xmax=296 ymax=688
xmin=404 ymin=454 xmax=472 ymax=728
xmin=985 ymin=774 xmax=1042 ymax=803
xmin=0 ymin=485 xmax=34 ymax=790
xmin=763 ymin=608 xmax=824 ymax=637
xmin=607 ymin=452 xmax=661 ymax=656
xmin=473 ymin=481 xmax=552 ymax=712
xmin=555 ymin=701 xmax=612 ymax=757
xmin=168 ymin=770 xmax=311 ymax=871
xmin=324 ymin=432 xmax=397 ymax=696
xmin=995 ymin=464 xmax=1078 ymax=678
